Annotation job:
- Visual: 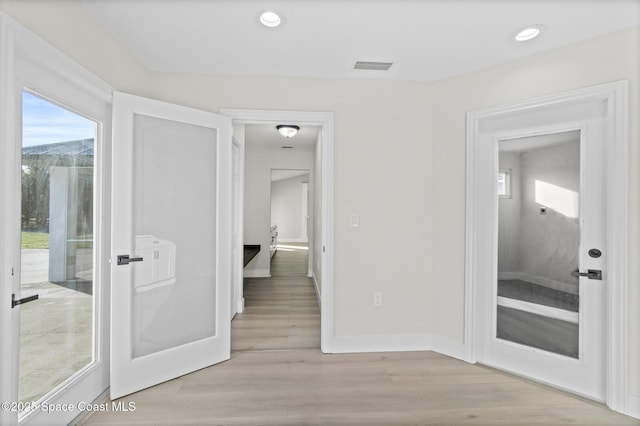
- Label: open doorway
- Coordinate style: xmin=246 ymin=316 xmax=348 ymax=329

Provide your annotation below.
xmin=229 ymin=118 xmax=325 ymax=353
xmin=223 ymin=108 xmax=334 ymax=354
xmin=270 ymin=169 xmax=310 ymax=278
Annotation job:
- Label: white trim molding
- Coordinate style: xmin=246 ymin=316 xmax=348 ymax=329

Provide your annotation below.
xmin=465 ymin=81 xmax=630 ymax=416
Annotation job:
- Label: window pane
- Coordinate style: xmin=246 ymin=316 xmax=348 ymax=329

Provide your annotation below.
xmin=20 ymin=91 xmax=96 ymax=405
xmin=497 ymin=132 xmax=580 ymax=358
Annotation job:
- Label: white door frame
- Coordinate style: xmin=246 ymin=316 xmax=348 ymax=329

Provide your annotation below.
xmin=220 ymin=109 xmax=334 ymax=353
xmin=465 ymin=81 xmax=628 ymax=412
xmin=231 ymin=136 xmax=245 ymax=316
xmin=0 ymin=12 xmax=112 ymax=425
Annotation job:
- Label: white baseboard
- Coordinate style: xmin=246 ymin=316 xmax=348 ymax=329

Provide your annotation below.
xmin=429 ymin=334 xmax=466 ymax=361
xmin=498 ymin=271 xmax=577 ymax=295
xmin=242 ymin=268 xmax=271 ymax=278
xmin=331 ymin=334 xmax=431 ymax=353
xmin=626 ymin=393 xmax=640 ymax=419
xmin=328 ymin=332 xmax=465 ymax=362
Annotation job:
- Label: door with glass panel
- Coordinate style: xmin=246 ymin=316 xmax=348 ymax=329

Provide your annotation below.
xmin=17 ymin=90 xmax=98 ymax=413
xmin=110 ymin=92 xmax=232 ymax=399
xmin=489 ymin=128 xmax=605 ymax=399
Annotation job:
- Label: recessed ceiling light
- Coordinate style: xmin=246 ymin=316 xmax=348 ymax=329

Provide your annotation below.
xmin=260 ymin=11 xmax=282 ymax=28
xmin=515 ymin=25 xmax=546 ymax=42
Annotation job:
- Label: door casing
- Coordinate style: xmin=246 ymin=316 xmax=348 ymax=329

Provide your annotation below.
xmin=465 ymin=81 xmax=629 ymax=412
xmin=221 ymin=109 xmax=334 ymax=353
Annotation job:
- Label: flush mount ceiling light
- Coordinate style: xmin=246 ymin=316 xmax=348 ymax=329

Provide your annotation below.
xmin=515 ymin=25 xmax=546 ymax=42
xmin=259 ymin=11 xmax=282 ymax=28
xmin=276 ymin=125 xmax=299 ymax=138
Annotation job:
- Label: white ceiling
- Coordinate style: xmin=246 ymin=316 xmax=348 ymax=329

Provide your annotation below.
xmin=79 ymin=0 xmax=639 ymax=83
xmin=245 ymin=123 xmax=319 ymax=151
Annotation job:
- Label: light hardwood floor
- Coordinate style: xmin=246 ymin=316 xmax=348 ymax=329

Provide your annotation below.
xmin=82 ymin=244 xmax=639 ymax=425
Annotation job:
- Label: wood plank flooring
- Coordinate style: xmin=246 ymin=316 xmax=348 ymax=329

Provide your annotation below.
xmin=269 ymin=242 xmax=309 ymax=277
xmin=231 ymin=275 xmax=320 ymax=352
xmin=81 ymin=244 xmax=639 ymax=425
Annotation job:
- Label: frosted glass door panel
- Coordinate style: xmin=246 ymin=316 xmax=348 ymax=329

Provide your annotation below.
xmin=131 ymin=114 xmax=217 ymax=358
xmin=496 ymin=132 xmax=580 ymax=358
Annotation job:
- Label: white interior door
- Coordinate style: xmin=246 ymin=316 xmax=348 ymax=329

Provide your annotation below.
xmin=111 ymin=92 xmax=232 ymax=399
xmin=479 ymin=123 xmax=606 ymax=400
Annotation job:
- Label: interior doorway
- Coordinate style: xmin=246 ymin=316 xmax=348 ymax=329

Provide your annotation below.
xmin=222 ymin=108 xmax=334 ymax=353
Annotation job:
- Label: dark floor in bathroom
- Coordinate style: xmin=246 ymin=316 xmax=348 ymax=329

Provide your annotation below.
xmin=498 ymin=279 xmax=578 ymax=311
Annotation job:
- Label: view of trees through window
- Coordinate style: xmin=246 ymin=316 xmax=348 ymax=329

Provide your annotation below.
xmin=19 ymin=90 xmax=97 ymax=406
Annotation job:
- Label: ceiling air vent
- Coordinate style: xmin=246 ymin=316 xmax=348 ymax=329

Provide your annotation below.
xmin=353 ymin=61 xmax=393 ymax=71
xmin=281 ymin=145 xmax=294 ymax=149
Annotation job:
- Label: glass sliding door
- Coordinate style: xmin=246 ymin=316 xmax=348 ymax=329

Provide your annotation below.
xmin=19 ymin=90 xmax=97 ymax=406
xmin=496 ymin=131 xmax=581 ymax=358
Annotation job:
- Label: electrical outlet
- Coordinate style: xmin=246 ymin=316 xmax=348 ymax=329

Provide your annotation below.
xmin=373 ymin=292 xmax=383 ymax=307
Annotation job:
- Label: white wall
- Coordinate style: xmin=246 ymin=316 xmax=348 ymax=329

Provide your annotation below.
xmin=271 ymin=173 xmax=309 ymax=242
xmin=1 ymin=1 xmax=638 ymax=407
xmin=243 ymin=145 xmax=313 ymax=277
xmin=519 ymin=140 xmax=580 ymax=288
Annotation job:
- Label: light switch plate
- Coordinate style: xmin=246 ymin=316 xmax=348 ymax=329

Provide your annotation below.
xmin=350 ymin=213 xmax=359 ymax=228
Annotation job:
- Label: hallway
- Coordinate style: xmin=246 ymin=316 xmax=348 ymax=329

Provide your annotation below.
xmin=232 ymin=242 xmax=320 ymax=352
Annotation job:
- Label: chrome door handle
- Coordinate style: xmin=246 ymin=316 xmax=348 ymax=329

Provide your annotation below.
xmin=571 ymin=269 xmax=602 ymax=280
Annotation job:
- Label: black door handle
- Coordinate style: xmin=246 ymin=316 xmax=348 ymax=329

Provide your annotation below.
xmin=117 ymin=254 xmax=144 ymax=265
xmin=12 ymin=293 xmax=39 ymax=308
xmin=571 ymin=269 xmax=602 ymax=280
